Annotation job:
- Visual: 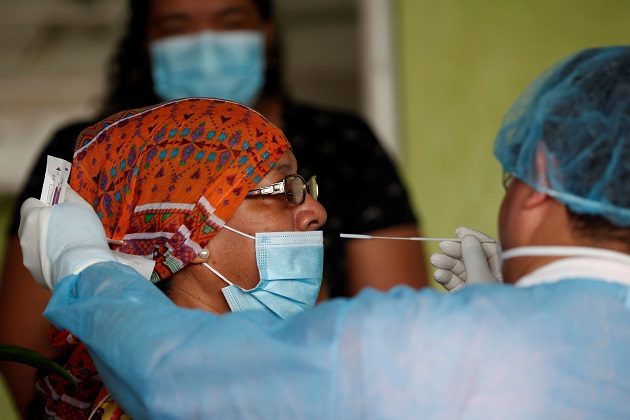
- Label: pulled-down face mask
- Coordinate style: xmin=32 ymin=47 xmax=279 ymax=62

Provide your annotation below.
xmin=204 ymin=225 xmax=324 ymax=319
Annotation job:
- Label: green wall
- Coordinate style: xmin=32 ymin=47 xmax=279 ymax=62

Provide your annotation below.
xmin=0 ymin=199 xmax=17 ymax=419
xmin=396 ymin=0 xmax=630 ymax=279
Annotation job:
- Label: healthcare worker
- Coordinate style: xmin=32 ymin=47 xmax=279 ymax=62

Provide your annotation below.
xmin=20 ymin=46 xmax=630 ymax=418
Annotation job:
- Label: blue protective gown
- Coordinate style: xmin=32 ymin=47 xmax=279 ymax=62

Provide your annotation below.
xmin=45 ymin=257 xmax=630 ymax=419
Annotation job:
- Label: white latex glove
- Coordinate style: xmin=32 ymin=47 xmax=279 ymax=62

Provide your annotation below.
xmin=19 ymin=187 xmax=116 ymax=291
xmin=430 ymin=226 xmax=503 ymax=292
xmin=112 ymin=251 xmax=156 ymax=281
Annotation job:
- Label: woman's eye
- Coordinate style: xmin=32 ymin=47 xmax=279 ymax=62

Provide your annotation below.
xmin=161 ymin=24 xmax=188 ymax=37
xmin=218 ymin=14 xmax=259 ymax=30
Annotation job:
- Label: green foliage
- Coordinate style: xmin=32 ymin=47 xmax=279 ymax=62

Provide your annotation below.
xmin=0 ymin=344 xmax=76 ymax=386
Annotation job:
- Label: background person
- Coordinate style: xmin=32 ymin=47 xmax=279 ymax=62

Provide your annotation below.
xmin=28 ymin=97 xmax=327 ymax=418
xmin=20 ymin=46 xmax=630 ymax=417
xmin=0 ymin=0 xmax=426 ymax=415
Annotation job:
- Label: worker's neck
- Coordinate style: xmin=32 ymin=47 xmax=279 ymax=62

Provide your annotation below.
xmin=503 ymin=194 xmax=630 ymax=283
xmin=502 ymin=234 xmax=630 ymax=285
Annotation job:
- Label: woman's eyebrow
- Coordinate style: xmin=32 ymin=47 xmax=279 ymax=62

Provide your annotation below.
xmin=274 ymin=162 xmax=296 ymax=173
xmin=215 ymin=6 xmax=258 ymax=19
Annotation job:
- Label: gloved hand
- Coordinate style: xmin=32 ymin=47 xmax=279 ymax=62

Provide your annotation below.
xmin=430 ymin=226 xmax=502 ymax=292
xmin=112 ymin=251 xmax=156 ymax=281
xmin=19 ymin=186 xmax=116 ymax=291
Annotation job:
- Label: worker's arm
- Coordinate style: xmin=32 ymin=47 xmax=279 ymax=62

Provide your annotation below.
xmin=46 ymin=262 xmax=339 ymax=419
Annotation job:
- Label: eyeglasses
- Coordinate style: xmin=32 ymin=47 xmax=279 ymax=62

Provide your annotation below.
xmin=247 ymin=174 xmax=318 ymax=205
xmin=502 ymin=171 xmax=515 ymax=191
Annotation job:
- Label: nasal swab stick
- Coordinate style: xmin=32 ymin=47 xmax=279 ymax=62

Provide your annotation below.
xmin=340 ymin=233 xmax=496 ymax=243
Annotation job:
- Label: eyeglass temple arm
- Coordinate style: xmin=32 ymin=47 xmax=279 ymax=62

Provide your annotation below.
xmin=246 ymin=182 xmax=285 ymax=196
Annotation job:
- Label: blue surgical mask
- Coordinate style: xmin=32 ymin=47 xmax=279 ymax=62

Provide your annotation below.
xmin=203 ymin=226 xmax=324 ymax=319
xmin=149 ymin=30 xmax=265 ymax=106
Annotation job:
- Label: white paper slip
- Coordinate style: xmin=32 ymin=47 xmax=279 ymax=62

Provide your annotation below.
xmin=39 ymin=155 xmax=123 ymax=247
xmin=41 ymin=155 xmax=72 ymax=206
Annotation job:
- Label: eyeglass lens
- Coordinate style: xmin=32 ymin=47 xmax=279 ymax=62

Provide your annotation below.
xmin=286 ymin=175 xmax=306 ymax=205
xmin=285 ymin=175 xmax=318 ymax=205
xmin=502 ymin=172 xmax=514 ymax=191
xmin=307 ymin=176 xmax=318 ymax=201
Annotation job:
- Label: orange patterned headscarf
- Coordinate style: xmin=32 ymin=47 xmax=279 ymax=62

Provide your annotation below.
xmin=70 ymin=97 xmax=289 ymax=282
xmin=38 ymin=98 xmax=289 ymax=419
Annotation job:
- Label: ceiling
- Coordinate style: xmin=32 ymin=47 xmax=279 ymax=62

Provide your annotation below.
xmin=0 ymin=0 xmax=358 ymax=195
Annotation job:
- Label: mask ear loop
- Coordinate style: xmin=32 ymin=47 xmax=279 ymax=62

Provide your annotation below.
xmin=535 ymin=141 xmax=563 ymax=191
xmin=222 ymin=224 xmax=255 ymax=240
xmin=202 ymin=262 xmax=234 ymax=286
xmin=201 ymin=225 xmax=254 ymax=287
xmin=535 ymin=142 xmax=550 ymax=189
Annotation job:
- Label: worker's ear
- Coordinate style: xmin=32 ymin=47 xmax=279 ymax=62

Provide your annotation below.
xmin=521 ymin=186 xmax=548 ymax=210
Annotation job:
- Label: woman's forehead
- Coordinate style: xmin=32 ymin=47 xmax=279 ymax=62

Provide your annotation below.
xmin=273 ymin=150 xmax=297 ymax=174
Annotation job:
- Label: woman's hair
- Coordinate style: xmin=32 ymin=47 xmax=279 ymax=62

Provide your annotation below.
xmin=99 ymin=0 xmax=283 ymax=118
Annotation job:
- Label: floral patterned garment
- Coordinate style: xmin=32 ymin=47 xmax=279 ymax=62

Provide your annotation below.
xmin=37 ymin=97 xmax=290 ymax=419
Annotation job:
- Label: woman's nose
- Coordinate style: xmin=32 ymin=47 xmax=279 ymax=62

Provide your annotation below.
xmin=297 ymin=194 xmax=327 ymax=231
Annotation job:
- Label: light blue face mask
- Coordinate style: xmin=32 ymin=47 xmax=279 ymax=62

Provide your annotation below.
xmin=149 ymin=30 xmax=265 ymax=106
xmin=203 ymin=226 xmax=324 ymax=319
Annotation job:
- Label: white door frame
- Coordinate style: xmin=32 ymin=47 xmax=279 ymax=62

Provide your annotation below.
xmin=357 ymin=0 xmax=401 ymax=161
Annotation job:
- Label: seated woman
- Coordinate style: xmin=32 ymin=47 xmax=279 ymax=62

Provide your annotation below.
xmin=37 ymin=97 xmax=327 ymax=419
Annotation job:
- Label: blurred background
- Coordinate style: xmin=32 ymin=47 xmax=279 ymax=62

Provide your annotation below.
xmin=1 ymin=0 xmax=629 ymax=415
xmin=0 ymin=0 xmax=369 ymax=193
xmin=399 ymin=0 xmax=630 ymax=255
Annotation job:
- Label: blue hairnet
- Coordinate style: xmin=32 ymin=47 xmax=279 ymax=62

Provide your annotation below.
xmin=494 ymin=46 xmax=630 ymax=226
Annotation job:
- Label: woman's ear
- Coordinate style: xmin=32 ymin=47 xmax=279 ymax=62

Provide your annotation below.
xmin=190 ymin=248 xmax=210 ymax=264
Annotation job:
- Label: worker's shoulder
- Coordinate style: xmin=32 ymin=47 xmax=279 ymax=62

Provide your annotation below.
xmin=348 ymin=278 xmax=628 ymax=324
